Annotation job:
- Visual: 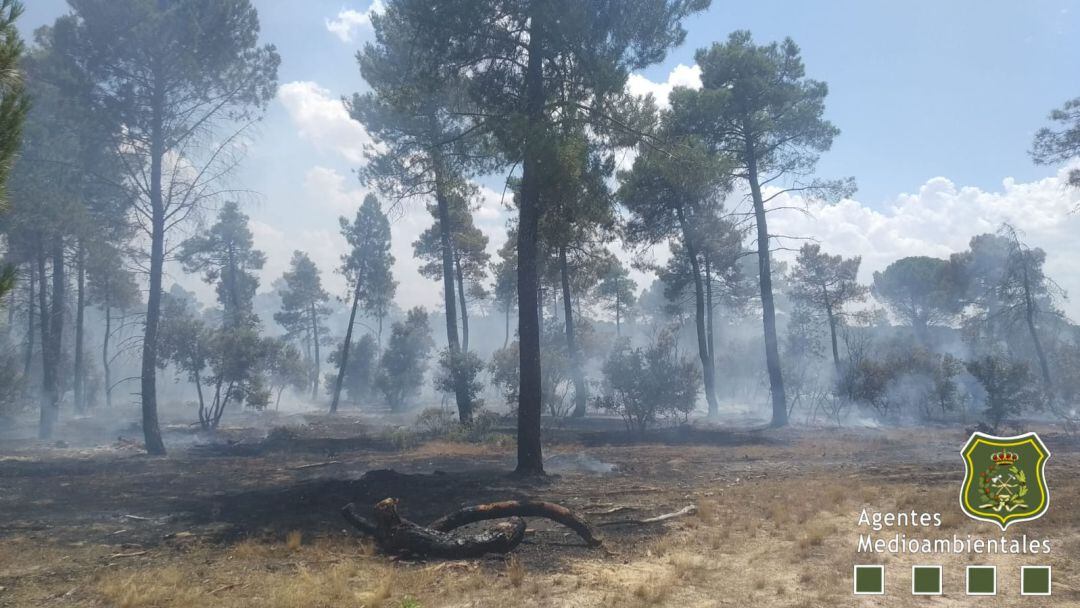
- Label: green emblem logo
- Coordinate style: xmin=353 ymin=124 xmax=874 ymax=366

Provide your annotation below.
xmin=960 ymin=432 xmax=1050 ymax=530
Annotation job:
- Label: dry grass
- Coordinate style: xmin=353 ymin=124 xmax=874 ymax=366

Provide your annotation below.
xmin=3 ymin=427 xmax=1078 ymax=608
xmin=285 ymin=529 xmax=303 ymax=552
xmin=506 ymin=555 xmax=525 ymax=588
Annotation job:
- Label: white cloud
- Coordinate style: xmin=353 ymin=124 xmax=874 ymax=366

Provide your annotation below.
xmin=763 ymin=164 xmax=1080 ymax=318
xmin=325 ymin=1 xmax=385 ymax=43
xmin=626 ymin=63 xmax=702 ymax=108
xmin=303 ymin=165 xmax=368 ymax=214
xmin=278 ymin=81 xmax=372 ymax=165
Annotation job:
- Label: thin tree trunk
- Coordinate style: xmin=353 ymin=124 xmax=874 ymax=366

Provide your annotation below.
xmin=331 ymin=281 xmax=363 ymax=414
xmin=103 ymin=303 xmax=112 ymax=408
xmin=704 ymin=250 xmax=717 ymax=417
xmin=745 ymin=136 xmax=787 ymax=427
xmin=310 ymin=301 xmax=321 ymax=401
xmin=503 ymin=302 xmax=510 ymax=348
xmin=74 ymin=241 xmax=86 ymax=413
xmin=515 ymin=6 xmax=546 ymax=476
xmin=561 ymin=247 xmax=588 ymax=418
xmin=194 ymin=369 xmax=205 ymax=419
xmin=824 ymin=297 xmax=841 ymax=373
xmin=677 ymin=208 xmax=719 ymax=418
xmin=45 ymin=240 xmax=65 ymax=435
xmin=140 ymin=91 xmax=167 ymax=455
xmin=432 ymin=154 xmax=471 ymax=424
xmin=22 ymin=263 xmax=34 ymax=380
xmin=37 ymin=244 xmax=56 ymax=439
xmin=455 ymin=255 xmax=470 ymax=353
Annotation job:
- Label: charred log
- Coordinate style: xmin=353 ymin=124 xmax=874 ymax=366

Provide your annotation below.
xmin=341 ymin=498 xmax=526 ymax=558
xmin=429 ymin=500 xmax=602 ymax=547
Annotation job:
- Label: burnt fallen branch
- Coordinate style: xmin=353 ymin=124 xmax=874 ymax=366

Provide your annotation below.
xmin=341 ymin=498 xmax=526 ymax=558
xmin=429 ymin=500 xmax=602 ymax=547
xmin=597 ymin=504 xmax=697 ymax=527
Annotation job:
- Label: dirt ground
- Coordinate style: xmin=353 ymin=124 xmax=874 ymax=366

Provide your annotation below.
xmin=0 ymin=413 xmax=1077 ymax=607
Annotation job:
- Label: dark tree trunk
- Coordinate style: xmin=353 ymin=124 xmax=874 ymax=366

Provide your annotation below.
xmin=37 ymin=244 xmax=56 ymax=439
xmin=22 ymin=263 xmax=34 ymax=380
xmin=140 ymin=92 xmax=167 ymax=455
xmin=677 ymin=208 xmax=719 ymax=418
xmin=330 ymin=281 xmax=362 ymax=414
xmin=45 ymin=240 xmax=65 ymax=434
xmin=561 ymin=247 xmax=588 ymax=418
xmin=455 ymin=254 xmax=470 ymax=353
xmin=310 ymin=301 xmax=321 ymax=401
xmin=515 ymin=6 xmax=546 ymax=476
xmin=433 ymin=155 xmax=472 ymax=424
xmin=73 ymin=241 xmax=86 ymax=413
xmin=824 ymin=297 xmax=841 ymax=373
xmin=745 ymin=137 xmax=787 ymax=427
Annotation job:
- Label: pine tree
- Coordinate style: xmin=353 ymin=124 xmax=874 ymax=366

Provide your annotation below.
xmin=274 ymin=251 xmax=331 ymax=401
xmin=0 ymin=0 xmax=27 ymax=300
xmin=671 ymin=31 xmax=852 ymax=427
xmin=51 ymin=0 xmax=279 ymax=453
xmin=332 ymin=194 xmax=396 ymax=413
xmin=789 ymin=244 xmax=867 ymax=372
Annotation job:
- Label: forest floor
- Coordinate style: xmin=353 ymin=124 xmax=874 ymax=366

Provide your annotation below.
xmin=0 ymin=411 xmax=1078 ymax=607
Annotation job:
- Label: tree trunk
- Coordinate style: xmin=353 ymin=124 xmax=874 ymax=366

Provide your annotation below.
xmin=140 ymin=94 xmax=167 ymax=455
xmin=433 ymin=155 xmax=472 ymax=424
xmin=515 ymin=5 xmax=546 ymax=476
xmin=22 ymin=263 xmax=34 ymax=380
xmin=704 ymin=250 xmax=717 ymax=417
xmin=310 ymin=301 xmax=321 ymax=401
xmin=37 ymin=243 xmax=57 ymax=439
xmin=677 ymin=208 xmax=719 ymax=418
xmin=561 ymin=247 xmax=588 ymax=418
xmin=73 ymin=241 xmax=86 ymax=413
xmin=745 ymin=137 xmax=787 ymax=427
xmin=330 ymin=281 xmax=362 ymax=414
xmin=503 ymin=302 xmax=511 ymax=348
xmin=102 ymin=303 xmax=112 ymax=408
xmin=455 ymin=254 xmax=470 ymax=353
xmin=824 ymin=298 xmax=841 ymax=373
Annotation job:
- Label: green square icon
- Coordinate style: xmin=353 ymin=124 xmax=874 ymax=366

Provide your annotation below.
xmin=854 ymin=565 xmax=884 ymax=595
xmin=912 ymin=565 xmax=941 ymax=595
xmin=1022 ymin=566 xmax=1051 ymax=596
xmin=966 ymin=566 xmax=996 ymax=595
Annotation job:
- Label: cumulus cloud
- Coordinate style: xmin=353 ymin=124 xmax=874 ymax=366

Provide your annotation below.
xmin=325 ymin=1 xmax=385 ymax=43
xmin=625 ymin=63 xmax=702 ymax=108
xmin=764 ymin=164 xmax=1080 ymax=317
xmin=278 ymin=81 xmax=372 ymax=165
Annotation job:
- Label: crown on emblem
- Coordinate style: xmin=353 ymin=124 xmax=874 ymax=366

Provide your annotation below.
xmin=991 ymin=449 xmax=1019 ymax=466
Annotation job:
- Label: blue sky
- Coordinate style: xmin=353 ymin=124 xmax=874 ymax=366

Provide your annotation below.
xmin=20 ymin=1 xmax=1080 ymax=316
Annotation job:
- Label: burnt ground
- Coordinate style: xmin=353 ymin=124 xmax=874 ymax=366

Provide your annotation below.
xmin=0 ymin=413 xmax=1078 ymax=607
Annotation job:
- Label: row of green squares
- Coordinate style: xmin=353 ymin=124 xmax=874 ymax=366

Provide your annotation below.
xmin=853 ymin=565 xmax=1051 ymax=596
